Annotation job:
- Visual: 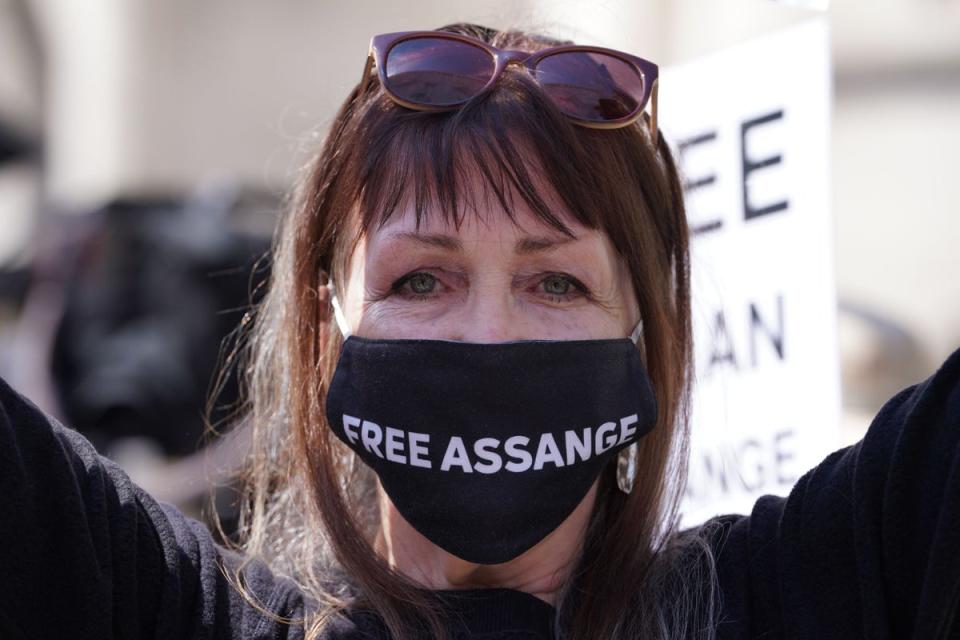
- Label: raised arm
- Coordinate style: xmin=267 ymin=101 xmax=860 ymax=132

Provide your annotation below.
xmin=709 ymin=345 xmax=960 ymax=638
xmin=0 ymin=375 xmax=309 ymax=639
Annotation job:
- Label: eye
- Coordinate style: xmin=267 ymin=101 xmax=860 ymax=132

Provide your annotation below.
xmin=542 ymin=274 xmax=572 ymax=296
xmin=534 ymin=273 xmax=590 ymax=303
xmin=392 ymin=271 xmax=440 ymax=299
xmin=407 ymin=273 xmax=437 ymax=294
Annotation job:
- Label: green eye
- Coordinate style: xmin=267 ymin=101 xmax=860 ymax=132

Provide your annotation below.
xmin=542 ymin=275 xmax=572 ymax=295
xmin=407 ymin=273 xmax=437 ymax=295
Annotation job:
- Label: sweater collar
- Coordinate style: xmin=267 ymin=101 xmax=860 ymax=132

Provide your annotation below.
xmin=429 ymin=587 xmax=556 ymax=637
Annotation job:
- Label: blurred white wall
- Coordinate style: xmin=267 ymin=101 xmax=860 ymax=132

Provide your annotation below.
xmin=0 ymin=0 xmax=41 ymax=265
xmin=829 ymin=0 xmax=960 ymax=442
xmin=32 ymin=0 xmax=626 ymax=206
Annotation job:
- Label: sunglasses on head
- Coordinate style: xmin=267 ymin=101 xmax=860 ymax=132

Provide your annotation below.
xmin=360 ymin=30 xmax=659 ymax=144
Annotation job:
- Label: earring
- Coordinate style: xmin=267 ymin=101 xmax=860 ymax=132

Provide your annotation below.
xmin=617 ymin=442 xmax=638 ymax=494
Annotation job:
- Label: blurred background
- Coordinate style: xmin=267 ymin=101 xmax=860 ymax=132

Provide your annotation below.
xmin=0 ymin=0 xmax=958 ymax=538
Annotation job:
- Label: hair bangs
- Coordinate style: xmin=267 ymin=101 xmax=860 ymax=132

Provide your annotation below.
xmin=352 ymin=70 xmax=605 ymax=239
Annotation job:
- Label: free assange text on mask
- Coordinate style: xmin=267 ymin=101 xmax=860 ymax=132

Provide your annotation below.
xmin=339 ymin=413 xmax=641 ymax=474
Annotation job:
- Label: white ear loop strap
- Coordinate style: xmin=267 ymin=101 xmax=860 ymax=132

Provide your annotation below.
xmin=629 ymin=317 xmax=644 ymax=345
xmin=330 ymin=293 xmax=352 ymax=338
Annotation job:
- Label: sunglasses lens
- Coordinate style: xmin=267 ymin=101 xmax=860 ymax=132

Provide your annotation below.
xmin=534 ymin=52 xmax=645 ymax=122
xmin=385 ymin=37 xmax=495 ymax=107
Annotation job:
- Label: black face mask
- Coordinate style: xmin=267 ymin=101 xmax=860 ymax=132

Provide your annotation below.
xmin=324 ymin=299 xmax=657 ymax=565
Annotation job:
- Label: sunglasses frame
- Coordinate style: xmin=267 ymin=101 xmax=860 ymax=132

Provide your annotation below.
xmin=360 ymin=30 xmax=659 ymax=145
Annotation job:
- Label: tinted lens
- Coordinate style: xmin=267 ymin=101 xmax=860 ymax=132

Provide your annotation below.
xmin=384 ymin=37 xmax=495 ymax=107
xmin=534 ymin=52 xmax=645 ymax=122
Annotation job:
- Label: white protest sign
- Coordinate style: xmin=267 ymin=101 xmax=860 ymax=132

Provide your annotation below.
xmin=658 ymin=18 xmax=842 ymax=526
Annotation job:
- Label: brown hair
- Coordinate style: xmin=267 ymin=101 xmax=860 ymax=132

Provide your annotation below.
xmin=213 ymin=22 xmax=719 ymax=640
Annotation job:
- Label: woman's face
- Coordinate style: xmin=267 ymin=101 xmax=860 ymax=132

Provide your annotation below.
xmin=337 ymin=179 xmax=640 ymax=342
xmin=333 ymin=169 xmax=641 ymax=582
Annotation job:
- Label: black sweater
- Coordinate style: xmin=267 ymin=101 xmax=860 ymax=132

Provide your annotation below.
xmin=2 ymin=346 xmax=960 ymax=639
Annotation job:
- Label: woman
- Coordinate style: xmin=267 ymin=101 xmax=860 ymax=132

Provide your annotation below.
xmin=1 ymin=22 xmax=959 ymax=640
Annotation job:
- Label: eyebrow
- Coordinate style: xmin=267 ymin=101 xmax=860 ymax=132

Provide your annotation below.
xmin=515 ymin=235 xmax=577 ymax=255
xmin=392 ymin=232 xmax=463 ymax=251
xmin=391 ymin=231 xmax=578 ymax=254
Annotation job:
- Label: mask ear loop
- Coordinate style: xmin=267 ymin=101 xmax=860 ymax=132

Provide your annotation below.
xmin=321 ymin=271 xmax=352 ymax=338
xmin=329 ymin=290 xmax=353 ymax=338
xmin=629 ymin=317 xmax=643 ymax=345
xmin=618 ymin=314 xmax=645 ymax=494
xmin=323 ymin=278 xmax=359 ymax=487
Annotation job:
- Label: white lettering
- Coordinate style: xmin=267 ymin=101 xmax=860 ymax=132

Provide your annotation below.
xmin=441 ymin=437 xmax=473 ymax=473
xmin=534 ymin=433 xmax=565 ymax=470
xmin=595 ymin=422 xmax=619 ymax=454
xmin=340 ymin=413 xmax=642 ymax=472
xmin=361 ymin=420 xmax=383 ymax=457
xmin=342 ymin=414 xmax=361 ymax=445
xmin=473 ymin=438 xmax=503 ymax=474
xmin=384 ymin=426 xmax=406 ymax=464
xmin=504 ymin=436 xmax=533 ymax=472
xmin=564 ymin=428 xmax=592 ymax=465
xmin=619 ymin=414 xmax=639 ymax=444
xmin=409 ymin=431 xmax=432 ymax=469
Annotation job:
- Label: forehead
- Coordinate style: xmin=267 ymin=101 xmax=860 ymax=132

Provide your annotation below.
xmin=358 ymin=198 xmax=619 ymax=274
